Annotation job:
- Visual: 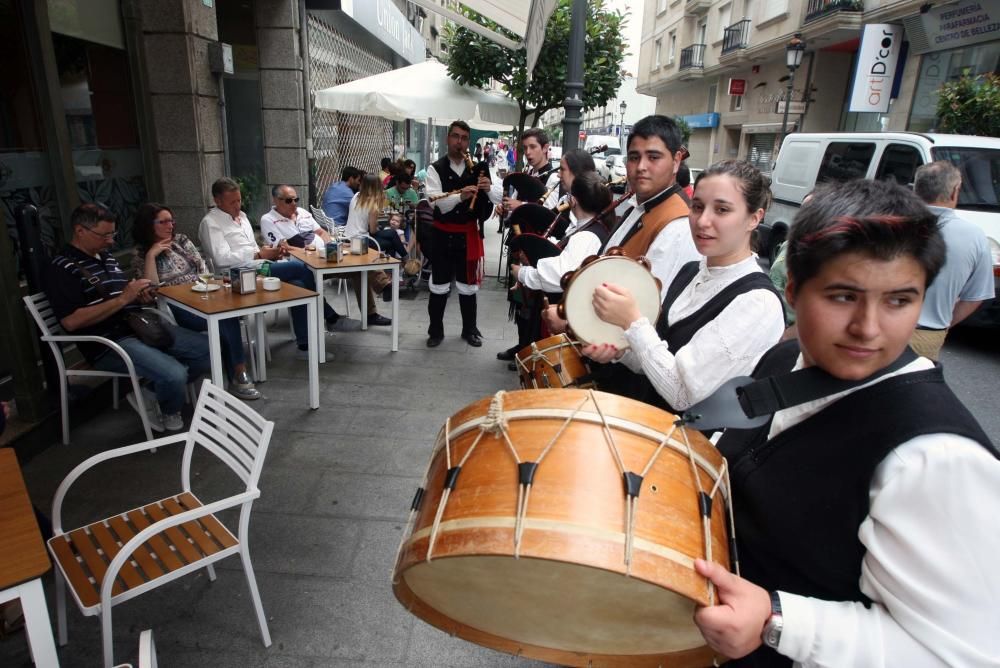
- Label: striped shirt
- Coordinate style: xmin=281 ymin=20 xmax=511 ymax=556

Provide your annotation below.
xmin=46 ymin=245 xmax=136 ymax=361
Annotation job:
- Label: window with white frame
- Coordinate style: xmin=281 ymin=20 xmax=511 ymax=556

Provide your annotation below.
xmin=654 ymin=38 xmax=662 ymax=69
xmin=757 ymin=0 xmax=789 ymax=23
xmin=657 ymin=0 xmax=668 ymax=12
xmin=669 ymin=32 xmax=676 ymax=64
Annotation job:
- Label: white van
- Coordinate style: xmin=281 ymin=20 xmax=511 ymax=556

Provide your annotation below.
xmin=584 ymin=135 xmax=622 ymax=180
xmin=764 ymin=132 xmax=1000 ymax=325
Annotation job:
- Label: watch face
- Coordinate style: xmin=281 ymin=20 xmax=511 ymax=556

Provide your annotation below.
xmin=762 ymin=615 xmax=784 ymax=649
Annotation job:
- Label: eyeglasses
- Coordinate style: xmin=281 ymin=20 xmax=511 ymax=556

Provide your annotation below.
xmin=282 ymin=197 xmax=299 ymax=204
xmin=83 ymin=227 xmax=116 ymax=240
xmin=155 ymin=218 xmax=175 ymax=225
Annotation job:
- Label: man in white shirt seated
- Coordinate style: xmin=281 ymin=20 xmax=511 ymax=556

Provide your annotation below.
xmin=198 ymin=177 xmax=339 ymax=361
xmin=260 ymin=185 xmax=332 ymax=249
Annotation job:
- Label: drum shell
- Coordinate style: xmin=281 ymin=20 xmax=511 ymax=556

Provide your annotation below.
xmin=393 ymin=389 xmax=729 ymax=667
xmin=515 ymin=335 xmax=593 ymax=389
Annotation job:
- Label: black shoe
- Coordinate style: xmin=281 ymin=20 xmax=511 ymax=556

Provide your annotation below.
xmin=381 ymin=285 xmax=393 ymax=302
xmin=496 ymin=345 xmax=519 ymax=361
xmin=507 ymin=362 xmax=517 ymax=371
xmin=326 ymin=313 xmax=340 ymax=328
xmin=427 ymin=336 xmax=443 ymax=348
xmin=368 ymin=313 xmax=392 ymax=326
xmin=462 ymin=332 xmax=483 ymax=347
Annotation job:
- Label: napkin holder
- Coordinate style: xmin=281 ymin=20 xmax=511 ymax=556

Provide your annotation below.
xmin=231 ymin=267 xmax=257 ymax=294
xmin=350 ymin=236 xmax=369 ymax=255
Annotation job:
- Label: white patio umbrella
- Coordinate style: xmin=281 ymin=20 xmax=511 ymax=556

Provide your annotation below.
xmin=313 ymin=60 xmax=519 ymax=131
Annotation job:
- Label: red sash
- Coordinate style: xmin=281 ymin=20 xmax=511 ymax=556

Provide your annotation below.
xmin=433 ymin=220 xmax=484 ymax=285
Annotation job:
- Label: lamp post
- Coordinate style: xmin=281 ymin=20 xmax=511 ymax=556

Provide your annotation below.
xmin=779 ymin=33 xmax=806 ymax=147
xmin=619 ymin=100 xmax=628 ymax=139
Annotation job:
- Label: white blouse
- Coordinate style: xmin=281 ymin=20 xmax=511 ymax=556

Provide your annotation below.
xmin=617 ymin=255 xmax=785 ymax=410
xmin=518 ymin=216 xmax=603 ymax=293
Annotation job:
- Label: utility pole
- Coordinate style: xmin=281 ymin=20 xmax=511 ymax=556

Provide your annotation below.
xmin=561 ymin=0 xmax=586 ymax=150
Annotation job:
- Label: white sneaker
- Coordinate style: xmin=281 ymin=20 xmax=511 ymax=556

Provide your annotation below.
xmin=126 ymin=390 xmax=164 ymax=433
xmin=162 ymin=412 xmax=184 ymax=431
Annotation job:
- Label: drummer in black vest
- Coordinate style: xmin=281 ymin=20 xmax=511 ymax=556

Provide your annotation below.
xmin=584 ymin=160 xmax=785 ymax=412
xmin=691 ymin=179 xmax=1000 ymax=666
xmin=424 ymin=120 xmax=494 ymax=348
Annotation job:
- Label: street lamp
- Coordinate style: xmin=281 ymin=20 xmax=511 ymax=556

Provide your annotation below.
xmin=619 ymin=100 xmax=627 ymax=139
xmin=779 ymin=33 xmax=806 ymax=147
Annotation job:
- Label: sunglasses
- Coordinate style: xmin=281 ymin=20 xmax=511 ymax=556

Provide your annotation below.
xmin=281 ymin=197 xmax=299 ymax=204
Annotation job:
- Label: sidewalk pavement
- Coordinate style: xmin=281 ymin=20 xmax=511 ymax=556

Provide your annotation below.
xmin=3 ymin=221 xmax=552 ymax=667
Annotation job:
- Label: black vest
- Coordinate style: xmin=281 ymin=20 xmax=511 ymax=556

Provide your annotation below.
xmin=601 ymin=262 xmax=783 ymax=411
xmin=431 ymin=155 xmax=475 ymax=225
xmin=557 ymin=216 xmax=610 ymax=250
xmin=717 ymin=340 xmax=996 ymax=667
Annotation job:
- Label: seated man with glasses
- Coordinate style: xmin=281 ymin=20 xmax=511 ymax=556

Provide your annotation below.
xmin=199 ymin=177 xmax=340 ymax=361
xmin=261 ymin=185 xmax=333 ymax=249
xmin=46 ymin=203 xmax=211 ymax=432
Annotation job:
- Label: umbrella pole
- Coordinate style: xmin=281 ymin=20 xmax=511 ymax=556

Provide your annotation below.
xmin=424 ymin=117 xmax=433 ymax=170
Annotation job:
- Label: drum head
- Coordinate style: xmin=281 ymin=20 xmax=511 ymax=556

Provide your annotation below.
xmin=563 ymin=256 xmax=661 ymax=348
xmin=401 ymin=555 xmax=704 ymax=656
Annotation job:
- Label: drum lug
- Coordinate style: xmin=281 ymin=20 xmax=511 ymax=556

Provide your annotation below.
xmin=560 ymin=270 xmax=574 ymax=291
xmin=623 ymin=471 xmax=644 ymax=498
xmin=556 ymin=303 xmax=566 ymax=321
xmin=605 ymin=246 xmax=626 ymax=257
xmin=410 ymin=487 xmax=425 ymax=511
xmin=635 ymin=255 xmax=652 ymax=271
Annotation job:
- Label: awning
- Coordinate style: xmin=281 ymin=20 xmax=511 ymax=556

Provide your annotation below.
xmin=407 ymin=0 xmax=558 ymax=75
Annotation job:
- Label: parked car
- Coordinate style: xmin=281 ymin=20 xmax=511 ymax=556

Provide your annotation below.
xmin=605 ymin=154 xmax=627 ymax=191
xmin=765 ymin=131 xmax=1000 ymax=325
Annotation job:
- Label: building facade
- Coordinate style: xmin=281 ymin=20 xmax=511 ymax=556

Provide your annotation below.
xmin=636 ymin=0 xmax=1000 ymax=172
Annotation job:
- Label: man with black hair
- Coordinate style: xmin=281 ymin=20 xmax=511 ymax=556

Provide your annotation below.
xmin=321 ymin=166 xmax=363 ymax=226
xmin=500 ymin=128 xmax=560 ymax=213
xmin=47 ymin=204 xmax=211 ymax=432
xmin=424 ymin=120 xmax=494 ymax=348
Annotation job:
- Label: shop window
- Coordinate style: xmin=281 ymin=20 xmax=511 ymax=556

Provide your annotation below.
xmin=816 ymin=142 xmax=875 ymax=183
xmin=875 ymin=144 xmax=923 ymax=186
xmin=53 ymin=32 xmax=146 ymax=250
xmin=748 ymin=134 xmax=777 ymax=174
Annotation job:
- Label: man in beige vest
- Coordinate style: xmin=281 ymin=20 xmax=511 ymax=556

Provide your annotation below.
xmin=543 ymin=114 xmax=699 ymax=332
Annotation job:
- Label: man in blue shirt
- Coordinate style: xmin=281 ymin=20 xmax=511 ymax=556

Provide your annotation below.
xmin=321 ymin=166 xmax=363 ymax=225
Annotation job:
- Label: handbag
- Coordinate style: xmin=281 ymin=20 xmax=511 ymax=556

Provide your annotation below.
xmin=75 ymin=261 xmax=175 ymax=350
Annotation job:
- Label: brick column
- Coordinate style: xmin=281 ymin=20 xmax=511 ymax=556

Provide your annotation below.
xmin=256 ymin=0 xmax=308 ymax=204
xmin=138 ymin=0 xmax=225 ymax=240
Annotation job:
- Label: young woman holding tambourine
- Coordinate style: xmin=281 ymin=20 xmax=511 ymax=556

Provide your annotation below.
xmin=583 ymin=159 xmax=785 ymax=413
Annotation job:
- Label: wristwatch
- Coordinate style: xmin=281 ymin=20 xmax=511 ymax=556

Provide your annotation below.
xmin=760 ymin=591 xmax=783 ymax=649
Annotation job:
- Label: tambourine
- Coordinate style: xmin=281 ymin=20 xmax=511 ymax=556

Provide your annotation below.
xmin=557 ymin=248 xmax=662 ymax=349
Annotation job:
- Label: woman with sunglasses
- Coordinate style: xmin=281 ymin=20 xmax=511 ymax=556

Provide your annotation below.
xmin=131 ymin=203 xmax=260 ymax=400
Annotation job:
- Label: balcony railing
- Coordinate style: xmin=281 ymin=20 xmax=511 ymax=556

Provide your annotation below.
xmin=721 ymin=18 xmax=751 ymax=54
xmin=679 ymin=44 xmax=706 ymax=71
xmin=805 ymin=0 xmax=862 ymax=22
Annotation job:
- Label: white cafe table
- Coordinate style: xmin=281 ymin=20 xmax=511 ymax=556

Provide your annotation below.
xmin=287 ymin=247 xmax=400 ymax=360
xmin=0 ymin=448 xmax=60 ymax=666
xmin=158 ymin=280 xmax=320 ymax=409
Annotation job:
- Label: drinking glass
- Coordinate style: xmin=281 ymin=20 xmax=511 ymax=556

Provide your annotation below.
xmin=199 ymin=259 xmax=215 ymax=300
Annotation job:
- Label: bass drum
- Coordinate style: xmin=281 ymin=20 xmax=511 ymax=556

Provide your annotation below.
xmin=392 ymin=389 xmax=731 ymax=667
xmin=558 ymin=250 xmax=661 ymax=349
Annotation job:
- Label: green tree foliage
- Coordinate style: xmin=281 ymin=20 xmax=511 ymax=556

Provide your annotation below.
xmin=444 ymin=0 xmax=628 ymax=156
xmin=936 ymin=70 xmax=1000 ymax=137
xmin=673 ymin=116 xmax=692 ymax=144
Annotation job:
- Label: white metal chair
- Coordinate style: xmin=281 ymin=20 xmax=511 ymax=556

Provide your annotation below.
xmin=23 ymin=292 xmax=155 ymax=445
xmin=48 ymin=381 xmax=275 ymax=668
xmin=112 ymin=629 xmax=158 ymax=668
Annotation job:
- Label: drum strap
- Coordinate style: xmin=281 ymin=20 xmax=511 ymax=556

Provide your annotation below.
xmin=680 ymin=344 xmax=920 ymax=431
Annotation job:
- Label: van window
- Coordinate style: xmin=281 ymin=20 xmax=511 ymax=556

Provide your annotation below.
xmin=876 ymin=144 xmax=923 ymax=186
xmin=933 ymin=146 xmax=1000 ymax=210
xmin=816 ymin=142 xmax=876 ymax=183
xmin=773 ymin=142 xmax=819 ymax=188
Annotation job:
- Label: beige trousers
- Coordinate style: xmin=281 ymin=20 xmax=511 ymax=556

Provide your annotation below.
xmin=909 ymin=328 xmax=948 ymax=361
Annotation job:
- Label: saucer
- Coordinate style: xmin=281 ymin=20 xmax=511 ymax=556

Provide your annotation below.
xmin=191 ymin=283 xmax=221 ymax=292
